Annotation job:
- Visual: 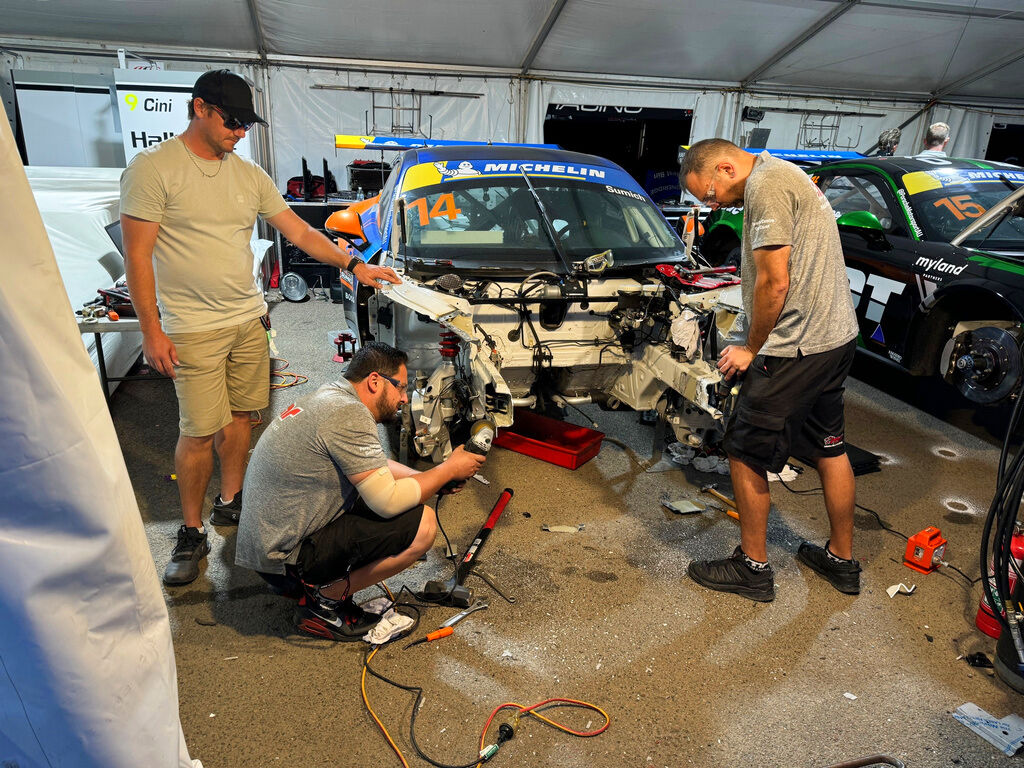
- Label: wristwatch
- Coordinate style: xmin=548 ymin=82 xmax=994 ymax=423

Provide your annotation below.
xmin=345 ymin=256 xmax=361 ymax=273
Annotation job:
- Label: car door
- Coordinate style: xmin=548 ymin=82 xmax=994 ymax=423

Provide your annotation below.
xmin=816 ymin=169 xmax=920 ymax=367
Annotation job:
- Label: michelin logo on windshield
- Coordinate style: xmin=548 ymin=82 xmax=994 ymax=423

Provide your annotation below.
xmin=481 ymin=162 xmax=606 ymax=178
xmin=435 ymin=161 xmax=481 ymax=178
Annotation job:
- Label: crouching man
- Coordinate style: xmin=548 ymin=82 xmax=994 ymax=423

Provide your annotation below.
xmin=235 ymin=341 xmax=486 ymax=640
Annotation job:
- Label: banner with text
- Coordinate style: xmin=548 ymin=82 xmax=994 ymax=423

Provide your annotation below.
xmin=113 ymin=70 xmax=251 ymax=163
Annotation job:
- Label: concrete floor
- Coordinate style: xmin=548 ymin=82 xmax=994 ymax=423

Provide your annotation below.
xmin=111 ymin=296 xmax=1023 ymax=768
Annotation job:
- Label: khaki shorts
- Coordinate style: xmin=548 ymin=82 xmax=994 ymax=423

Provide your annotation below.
xmin=169 ymin=317 xmax=269 ymax=437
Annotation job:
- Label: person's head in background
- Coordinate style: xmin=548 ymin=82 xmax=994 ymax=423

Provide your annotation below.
xmin=923 ymin=122 xmax=950 ymax=152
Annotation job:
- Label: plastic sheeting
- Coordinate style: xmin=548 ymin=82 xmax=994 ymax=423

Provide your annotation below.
xmin=256 ymin=0 xmax=551 ymax=68
xmin=24 ymin=166 xmax=143 ymax=393
xmin=4 ymin=1 xmax=1024 ymax=101
xmin=0 ymin=110 xmax=198 ymax=768
xmin=687 ymin=92 xmax=998 ymax=159
xmin=268 ymin=66 xmax=519 ymax=189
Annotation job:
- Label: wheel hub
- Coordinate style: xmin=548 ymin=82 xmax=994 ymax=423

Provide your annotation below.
xmin=945 ymin=326 xmax=1024 ymax=404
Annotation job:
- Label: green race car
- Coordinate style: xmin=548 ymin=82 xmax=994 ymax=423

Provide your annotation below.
xmin=699 ymin=154 xmax=1024 ymax=404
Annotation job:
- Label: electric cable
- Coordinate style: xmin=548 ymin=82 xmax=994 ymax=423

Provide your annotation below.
xmin=433 ymin=492 xmax=457 ymax=560
xmin=980 ymin=378 xmax=1024 ymax=635
xmin=363 ymin=644 xmax=483 ymax=768
xmin=779 ymin=475 xmax=983 ymax=590
xmin=465 ymin=570 xmax=516 ymax=605
xmin=269 ymin=357 xmax=309 ymax=389
xmin=362 ymin=643 xmax=609 ymax=768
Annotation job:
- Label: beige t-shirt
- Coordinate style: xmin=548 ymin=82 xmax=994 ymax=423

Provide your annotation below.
xmin=120 ymin=136 xmax=289 ymax=333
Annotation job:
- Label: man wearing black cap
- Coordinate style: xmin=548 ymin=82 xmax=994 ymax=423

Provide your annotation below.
xmin=120 ymin=70 xmax=400 ymax=586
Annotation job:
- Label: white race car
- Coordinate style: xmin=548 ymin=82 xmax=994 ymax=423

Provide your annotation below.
xmin=328 ymin=137 xmax=746 ymax=461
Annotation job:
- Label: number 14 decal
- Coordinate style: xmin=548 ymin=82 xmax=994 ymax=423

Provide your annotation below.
xmin=407 ymin=193 xmax=462 ymax=226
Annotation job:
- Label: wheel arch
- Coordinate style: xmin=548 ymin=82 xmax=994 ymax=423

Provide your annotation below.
xmin=907 ymin=279 xmax=1024 ymax=375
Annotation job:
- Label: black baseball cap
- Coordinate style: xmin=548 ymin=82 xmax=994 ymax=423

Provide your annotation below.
xmin=192 ymin=69 xmax=267 ymax=126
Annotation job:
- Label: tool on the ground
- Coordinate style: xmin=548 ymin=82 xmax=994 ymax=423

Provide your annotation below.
xmin=419 ymin=487 xmax=514 ymax=607
xmin=903 ymin=526 xmax=947 ymax=573
xmin=404 ymin=625 xmax=454 ymax=649
xmin=438 ymin=598 xmax=488 ymax=629
xmin=699 ymin=484 xmax=741 ymax=520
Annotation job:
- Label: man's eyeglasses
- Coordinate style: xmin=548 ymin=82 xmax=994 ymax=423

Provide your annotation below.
xmin=208 ymin=103 xmax=254 ymax=132
xmin=376 ymin=372 xmax=407 ymax=391
xmin=701 ymin=166 xmax=720 ymax=206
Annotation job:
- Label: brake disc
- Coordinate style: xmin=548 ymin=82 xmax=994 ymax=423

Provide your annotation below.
xmin=946 ymin=326 xmax=1024 ymax=404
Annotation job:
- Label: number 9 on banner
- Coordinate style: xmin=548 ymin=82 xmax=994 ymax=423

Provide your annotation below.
xmin=124 ymin=93 xmax=138 ymax=111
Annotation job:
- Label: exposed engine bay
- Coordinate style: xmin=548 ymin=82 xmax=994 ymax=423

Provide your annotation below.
xmin=359 ymin=264 xmax=745 ymax=462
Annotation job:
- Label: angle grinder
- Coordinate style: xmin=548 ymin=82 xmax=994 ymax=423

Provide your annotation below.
xmin=443 ymin=418 xmax=496 ymax=488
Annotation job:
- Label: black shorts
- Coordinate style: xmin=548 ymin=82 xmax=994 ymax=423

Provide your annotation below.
xmin=294 ymin=497 xmax=425 ymax=587
xmin=722 ymin=339 xmax=856 ymax=474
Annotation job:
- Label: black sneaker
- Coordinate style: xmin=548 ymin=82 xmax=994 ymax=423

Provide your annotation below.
xmin=295 ymin=593 xmax=380 ymax=642
xmin=797 ymin=541 xmax=861 ymax=594
xmin=687 ymin=546 xmax=776 ymax=602
xmin=163 ymin=525 xmax=210 ymax=586
xmin=210 ymin=493 xmax=242 ymax=526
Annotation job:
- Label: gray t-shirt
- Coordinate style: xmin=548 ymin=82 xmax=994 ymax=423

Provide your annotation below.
xmin=741 ymin=151 xmax=858 ymax=357
xmin=235 ymin=379 xmax=388 ymax=575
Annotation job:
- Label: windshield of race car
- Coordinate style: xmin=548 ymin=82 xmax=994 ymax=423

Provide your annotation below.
xmin=903 ymin=168 xmax=1024 ymax=247
xmin=397 ymin=176 xmax=682 ymax=271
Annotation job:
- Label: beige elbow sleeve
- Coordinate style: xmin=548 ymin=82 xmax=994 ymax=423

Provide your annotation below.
xmin=355 ymin=466 xmax=421 ymax=518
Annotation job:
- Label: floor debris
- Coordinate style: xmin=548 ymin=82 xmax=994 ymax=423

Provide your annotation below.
xmin=662 ymin=498 xmax=705 ymax=514
xmin=886 ymin=583 xmax=917 ymax=598
xmin=542 ymin=524 xmax=584 ymax=533
xmin=953 ymin=703 xmax=1024 ymax=756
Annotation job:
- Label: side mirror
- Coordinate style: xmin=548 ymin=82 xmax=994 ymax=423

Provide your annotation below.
xmin=836 ymin=210 xmax=891 ymax=251
xmin=325 ymin=208 xmax=369 ymax=251
xmin=836 ymin=210 xmax=883 ymax=230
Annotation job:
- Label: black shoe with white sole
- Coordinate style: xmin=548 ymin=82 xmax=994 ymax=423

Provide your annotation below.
xmin=210 ymin=493 xmax=242 ymax=526
xmin=687 ymin=546 xmax=776 ymax=602
xmin=797 ymin=541 xmax=861 ymax=594
xmin=295 ymin=593 xmax=380 ymax=642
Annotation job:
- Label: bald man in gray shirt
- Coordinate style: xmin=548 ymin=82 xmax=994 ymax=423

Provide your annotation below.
xmin=679 ymin=139 xmax=861 ymax=602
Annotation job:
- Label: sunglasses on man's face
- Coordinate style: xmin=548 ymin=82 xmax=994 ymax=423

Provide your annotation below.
xmin=208 ymin=103 xmax=254 ymax=132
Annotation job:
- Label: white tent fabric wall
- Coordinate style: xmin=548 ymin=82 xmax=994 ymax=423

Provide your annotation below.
xmin=0 ymin=117 xmax=198 ymax=768
xmin=690 ymin=90 xmax=743 ymax=147
xmin=926 ymin=104 xmax=996 ymax=159
xmin=728 ymin=95 xmax=925 ymax=153
xmin=686 ymin=93 xmax=1002 ymax=158
xmin=268 ymin=67 xmax=519 ymax=189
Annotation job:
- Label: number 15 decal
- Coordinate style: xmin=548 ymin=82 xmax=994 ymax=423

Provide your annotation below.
xmin=933 ymin=195 xmax=985 ymax=220
xmin=407 ymin=193 xmax=462 ymax=226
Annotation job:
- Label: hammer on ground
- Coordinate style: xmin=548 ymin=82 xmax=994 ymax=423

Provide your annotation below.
xmin=700 ymin=483 xmax=740 ymax=521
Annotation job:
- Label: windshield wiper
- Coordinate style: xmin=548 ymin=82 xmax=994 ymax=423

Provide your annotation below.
xmin=518 ymin=168 xmax=575 ymax=276
xmin=951 ymin=185 xmax=1024 ymax=249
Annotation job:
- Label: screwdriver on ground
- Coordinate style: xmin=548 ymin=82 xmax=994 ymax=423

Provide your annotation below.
xmin=405 ymin=626 xmax=454 ymax=649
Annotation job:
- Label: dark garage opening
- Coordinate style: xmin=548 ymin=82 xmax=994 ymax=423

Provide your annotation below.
xmin=985 ymin=122 xmax=1024 ymax=165
xmin=544 ymin=104 xmax=692 ymax=204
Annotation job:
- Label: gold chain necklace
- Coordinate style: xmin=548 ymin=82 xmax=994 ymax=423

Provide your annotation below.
xmin=180 ymin=137 xmax=224 ymax=178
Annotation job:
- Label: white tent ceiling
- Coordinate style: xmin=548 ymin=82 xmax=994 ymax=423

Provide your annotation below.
xmin=2 ymin=0 xmax=1023 ymax=103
